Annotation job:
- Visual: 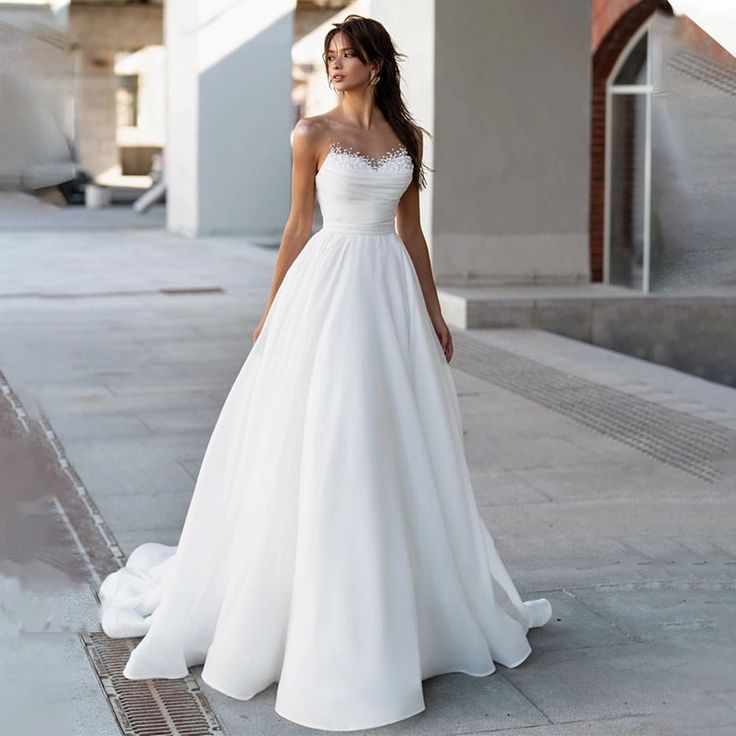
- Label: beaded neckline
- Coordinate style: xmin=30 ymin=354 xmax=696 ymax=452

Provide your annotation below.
xmin=318 ymin=141 xmax=411 ymax=175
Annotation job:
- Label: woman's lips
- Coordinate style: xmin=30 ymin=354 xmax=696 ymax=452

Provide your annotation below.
xmin=333 ymin=75 xmax=345 ymax=81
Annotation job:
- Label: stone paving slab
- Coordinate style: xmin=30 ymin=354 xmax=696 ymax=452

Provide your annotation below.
xmin=1 ymin=220 xmax=734 ymax=735
xmin=0 ymin=563 xmax=120 ymax=736
xmin=2 ymin=631 xmax=121 ymax=736
xmin=198 ymin=669 xmax=553 ymax=736
xmin=500 ymin=638 xmax=705 ymax=726
xmin=62 ymin=435 xmax=202 ymax=500
xmin=468 ymin=328 xmax=736 ymax=429
xmin=0 ymin=192 xmax=166 ymax=232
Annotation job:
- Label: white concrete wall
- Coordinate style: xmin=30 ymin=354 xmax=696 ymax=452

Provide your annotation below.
xmin=166 ymin=0 xmax=295 ymax=238
xmin=116 ymin=46 xmax=166 ymax=148
xmin=367 ymin=1 xmax=591 ymax=285
xmin=165 ymin=0 xmax=199 ymax=235
xmin=75 ymin=48 xmax=118 ymax=178
xmin=432 ymin=0 xmax=592 ymax=285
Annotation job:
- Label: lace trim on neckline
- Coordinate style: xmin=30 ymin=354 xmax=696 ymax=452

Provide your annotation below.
xmin=322 ymin=141 xmax=411 ymax=173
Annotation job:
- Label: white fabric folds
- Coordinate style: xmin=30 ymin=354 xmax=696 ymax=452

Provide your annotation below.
xmin=99 ymin=143 xmax=551 ymax=731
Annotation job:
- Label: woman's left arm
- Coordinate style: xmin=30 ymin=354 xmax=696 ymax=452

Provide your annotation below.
xmin=396 ymin=137 xmax=453 ymax=363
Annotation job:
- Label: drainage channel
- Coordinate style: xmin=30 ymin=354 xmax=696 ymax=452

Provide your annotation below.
xmin=0 ymin=371 xmax=226 ymax=736
xmin=453 ymin=332 xmax=736 ymax=483
xmin=84 ymin=633 xmax=223 ymax=736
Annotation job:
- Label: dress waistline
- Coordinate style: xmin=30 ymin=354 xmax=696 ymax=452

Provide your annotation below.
xmin=320 ymin=221 xmax=396 ymax=235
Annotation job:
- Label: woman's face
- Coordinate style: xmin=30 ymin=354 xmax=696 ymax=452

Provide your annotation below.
xmin=325 ymin=32 xmax=376 ymax=91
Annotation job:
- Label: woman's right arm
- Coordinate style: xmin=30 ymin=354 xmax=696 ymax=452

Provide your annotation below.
xmin=253 ymin=119 xmax=320 ymax=343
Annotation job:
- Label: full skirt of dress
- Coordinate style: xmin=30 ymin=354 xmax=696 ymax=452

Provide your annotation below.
xmin=99 ymin=226 xmax=548 ymax=732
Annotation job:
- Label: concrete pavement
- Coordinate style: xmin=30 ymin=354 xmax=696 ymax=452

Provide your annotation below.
xmin=0 ymin=195 xmax=734 ymax=735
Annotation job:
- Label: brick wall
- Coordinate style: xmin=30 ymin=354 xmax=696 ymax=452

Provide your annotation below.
xmin=590 ymin=0 xmax=662 ymax=281
xmin=592 ymin=0 xmax=650 ymax=53
xmin=671 ymin=15 xmax=736 ymax=66
xmin=589 ymin=1 xmax=735 ymax=282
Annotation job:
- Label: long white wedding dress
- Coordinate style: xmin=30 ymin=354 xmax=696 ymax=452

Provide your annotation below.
xmin=99 ymin=140 xmax=552 ymax=732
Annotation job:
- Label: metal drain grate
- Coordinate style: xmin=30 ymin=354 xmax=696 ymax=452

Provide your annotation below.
xmin=0 ymin=369 xmax=227 ymax=736
xmin=453 ymin=333 xmax=736 ymax=483
xmin=83 ymin=632 xmax=224 ymax=736
xmin=668 ymin=49 xmax=736 ymax=97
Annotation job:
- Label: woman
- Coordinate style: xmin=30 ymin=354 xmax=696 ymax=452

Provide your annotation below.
xmin=99 ymin=14 xmax=552 ymax=732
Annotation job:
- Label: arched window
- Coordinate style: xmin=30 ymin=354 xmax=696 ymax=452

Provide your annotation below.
xmin=605 ymin=19 xmax=654 ymax=292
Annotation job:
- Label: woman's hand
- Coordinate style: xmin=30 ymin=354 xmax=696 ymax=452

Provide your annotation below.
xmin=252 ymin=313 xmax=268 ymax=344
xmin=432 ymin=314 xmax=453 ymax=363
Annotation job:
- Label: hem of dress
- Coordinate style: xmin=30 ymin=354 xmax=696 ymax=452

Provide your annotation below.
xmin=199 ymin=670 xmax=263 ymax=702
xmin=270 ymin=663 xmax=516 ymax=732
xmin=495 ymin=644 xmax=533 ymax=669
xmin=203 ymin=669 xmax=428 ymax=732
xmin=122 ymin=668 xmax=189 ymax=681
xmin=273 ymin=701 xmax=427 ymax=733
xmin=423 ymin=664 xmax=497 ymax=680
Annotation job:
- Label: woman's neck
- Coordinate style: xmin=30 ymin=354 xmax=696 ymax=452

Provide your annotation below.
xmin=336 ymin=92 xmax=382 ymax=131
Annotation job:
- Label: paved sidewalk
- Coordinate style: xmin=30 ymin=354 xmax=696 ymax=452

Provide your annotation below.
xmin=0 ymin=205 xmax=734 ymax=735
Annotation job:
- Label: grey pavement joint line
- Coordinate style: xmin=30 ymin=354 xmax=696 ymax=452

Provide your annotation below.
xmin=453 ymin=333 xmax=736 ymax=483
xmin=449 ymin=709 xmax=654 ymax=734
xmin=0 ymin=369 xmax=227 ymax=736
xmin=563 ymin=588 xmax=643 ymax=646
xmin=452 ymin=713 xmax=652 ymax=736
xmin=495 ymin=671 xmax=554 ymax=728
xmin=0 ymin=286 xmax=225 ymax=299
xmin=51 ymin=495 xmax=102 ymax=588
xmin=1 ymin=380 xmax=30 ymax=431
xmin=39 ymin=415 xmax=126 ymax=572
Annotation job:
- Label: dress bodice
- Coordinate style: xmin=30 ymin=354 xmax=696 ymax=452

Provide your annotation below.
xmin=316 ymin=142 xmax=414 ymax=235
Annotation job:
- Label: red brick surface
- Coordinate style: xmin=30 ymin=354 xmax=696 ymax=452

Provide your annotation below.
xmin=589 ymin=2 xmax=734 ymax=282
xmin=590 ymin=1 xmax=660 ymax=281
xmin=592 ymin=0 xmax=647 ymax=53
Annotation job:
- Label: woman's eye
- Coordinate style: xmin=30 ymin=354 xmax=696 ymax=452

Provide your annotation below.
xmin=326 ymin=52 xmax=354 ymax=63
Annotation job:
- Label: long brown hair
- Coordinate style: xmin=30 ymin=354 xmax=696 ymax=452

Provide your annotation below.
xmin=322 ymin=14 xmax=432 ymax=190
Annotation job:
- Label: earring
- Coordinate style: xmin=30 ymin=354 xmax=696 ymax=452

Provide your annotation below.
xmin=370 ymin=74 xmax=380 ymax=86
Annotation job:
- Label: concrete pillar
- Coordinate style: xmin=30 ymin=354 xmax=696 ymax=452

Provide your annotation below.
xmin=433 ymin=0 xmax=592 ymax=285
xmin=67 ymin=2 xmax=164 ymax=181
xmin=74 ymin=48 xmax=118 ymax=178
xmin=165 ymin=0 xmax=296 ymax=239
xmin=370 ymin=0 xmax=592 ymax=286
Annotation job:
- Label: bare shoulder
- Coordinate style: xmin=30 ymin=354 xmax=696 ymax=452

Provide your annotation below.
xmin=292 ymin=116 xmax=323 ymax=150
xmin=292 ymin=114 xmax=333 ymax=149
